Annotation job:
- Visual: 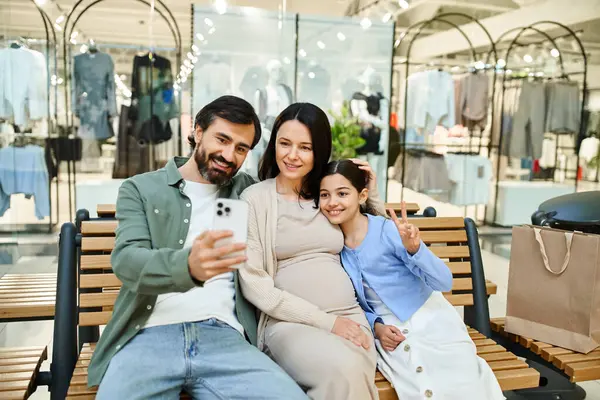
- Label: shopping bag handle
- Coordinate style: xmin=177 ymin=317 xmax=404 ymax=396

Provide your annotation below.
xmin=533 ymin=228 xmax=574 ymax=275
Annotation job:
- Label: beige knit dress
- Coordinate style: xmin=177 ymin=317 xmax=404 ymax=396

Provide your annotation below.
xmin=264 ymin=195 xmax=378 ymax=400
xmin=238 ymin=179 xmax=378 ymax=400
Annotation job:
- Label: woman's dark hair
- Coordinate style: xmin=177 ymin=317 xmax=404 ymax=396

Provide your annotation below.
xmin=323 ymin=159 xmax=379 ymax=215
xmin=258 ymin=103 xmax=332 ymax=204
xmin=189 ymin=95 xmax=262 ymax=150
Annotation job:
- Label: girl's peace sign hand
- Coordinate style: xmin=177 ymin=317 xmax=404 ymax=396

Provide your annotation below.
xmin=388 ymin=201 xmax=421 ymax=255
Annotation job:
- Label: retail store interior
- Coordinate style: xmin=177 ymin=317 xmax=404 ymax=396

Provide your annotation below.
xmin=1 ymin=0 xmax=600 ymax=398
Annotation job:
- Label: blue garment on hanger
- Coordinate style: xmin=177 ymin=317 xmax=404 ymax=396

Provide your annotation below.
xmin=0 ymin=145 xmax=50 ymax=219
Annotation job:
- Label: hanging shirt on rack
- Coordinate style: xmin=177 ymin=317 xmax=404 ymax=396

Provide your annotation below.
xmin=72 ymin=51 xmax=118 ymax=140
xmin=507 ymin=81 xmax=546 ymax=159
xmin=392 ymin=150 xmax=453 ymax=200
xmin=0 ymin=46 xmax=48 ymax=127
xmin=130 ymin=53 xmax=179 ymax=145
xmin=444 ymin=154 xmax=493 ymax=206
xmin=0 ymin=144 xmax=50 ymax=219
xmin=457 ymin=73 xmax=489 ymax=130
xmin=405 ymin=70 xmax=455 ymax=149
xmin=545 ymin=81 xmax=580 ymax=134
xmin=406 ymin=70 xmax=455 ymax=133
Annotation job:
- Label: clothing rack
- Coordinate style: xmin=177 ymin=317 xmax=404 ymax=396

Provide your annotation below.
xmin=486 ymin=21 xmax=588 ymax=226
xmin=60 ymin=0 xmax=183 ymax=217
xmin=392 ymin=13 xmax=498 ymax=224
xmin=0 ymin=2 xmax=62 ymax=234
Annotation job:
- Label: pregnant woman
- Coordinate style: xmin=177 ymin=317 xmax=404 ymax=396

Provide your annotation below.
xmin=238 ymin=103 xmax=383 ymax=399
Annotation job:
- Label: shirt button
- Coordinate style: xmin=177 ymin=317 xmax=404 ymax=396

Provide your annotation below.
xmin=116 ymin=344 xmax=121 ymax=350
xmin=425 ymin=389 xmax=433 ymax=397
xmin=416 ymin=366 xmax=423 ymax=373
xmin=184 ymin=219 xmax=189 ymax=224
xmin=135 ymin=325 xmax=140 ymax=330
xmin=179 ymin=239 xmax=184 ymax=244
xmin=404 ymin=344 xmax=411 ymax=352
xmin=179 ymin=183 xmax=184 ymax=189
xmin=186 ymin=203 xmax=191 ymax=207
xmin=146 ymin=305 xmax=152 ymax=310
xmin=402 ymin=328 xmax=409 ymax=335
xmin=154 ymin=209 xmax=159 ymax=214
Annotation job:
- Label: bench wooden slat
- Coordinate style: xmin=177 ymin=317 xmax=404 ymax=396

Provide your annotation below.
xmin=80 ymin=255 xmax=112 ymax=270
xmin=495 ymin=368 xmax=541 ymax=391
xmin=81 ymin=221 xmax=118 ymax=236
xmin=429 ymin=245 xmax=470 ymax=259
xmin=477 ymin=345 xmax=506 ymax=355
xmin=554 ymin=350 xmax=600 ymax=370
xmin=80 ymin=274 xmax=121 ymax=289
xmin=81 ymin=237 xmax=116 ymax=252
xmin=541 ymin=347 xmax=574 ymax=362
xmin=0 ymin=304 xmax=55 ymax=319
xmin=80 ymin=293 xmax=120 ymax=308
xmin=384 ymin=203 xmax=420 ymax=211
xmin=565 ymin=360 xmax=600 ymax=382
xmin=420 ymin=230 xmax=467 ymax=244
xmin=97 ymin=204 xmax=116 ymax=217
xmin=410 ymin=217 xmax=465 ymax=229
xmin=80 ymin=311 xmax=113 ymax=327
xmin=488 ymin=359 xmax=530 ymax=372
xmin=447 ymin=262 xmax=471 ymax=274
xmin=0 ymin=371 xmax=36 ymax=383
xmin=480 ymin=352 xmax=518 ymax=362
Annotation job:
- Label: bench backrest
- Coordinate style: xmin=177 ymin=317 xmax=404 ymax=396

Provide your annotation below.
xmin=77 ymin=205 xmax=484 ymax=328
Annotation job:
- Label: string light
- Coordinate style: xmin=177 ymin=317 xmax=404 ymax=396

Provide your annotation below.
xmin=337 ymin=32 xmax=346 ymax=41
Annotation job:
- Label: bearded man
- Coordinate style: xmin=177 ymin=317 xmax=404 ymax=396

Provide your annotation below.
xmin=89 ymin=95 xmax=307 ymax=400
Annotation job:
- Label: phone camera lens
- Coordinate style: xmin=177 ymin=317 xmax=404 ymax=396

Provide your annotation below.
xmin=217 ymin=210 xmax=223 ymax=216
xmin=217 ymin=202 xmax=223 ymax=208
xmin=225 ymin=207 xmax=231 ymax=213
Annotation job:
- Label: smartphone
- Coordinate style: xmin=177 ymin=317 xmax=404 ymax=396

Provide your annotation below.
xmin=212 ymin=199 xmax=249 ymax=269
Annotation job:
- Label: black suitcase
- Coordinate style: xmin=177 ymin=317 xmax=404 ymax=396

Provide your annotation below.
xmin=531 ymin=191 xmax=600 ymax=234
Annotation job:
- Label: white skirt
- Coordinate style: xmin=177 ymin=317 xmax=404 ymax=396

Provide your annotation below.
xmin=374 ymin=291 xmax=505 ymax=400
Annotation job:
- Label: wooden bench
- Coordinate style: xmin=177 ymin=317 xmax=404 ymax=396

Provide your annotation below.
xmin=0 ymin=347 xmax=48 ymax=400
xmin=0 ymin=275 xmax=55 ymax=399
xmin=50 ymin=206 xmax=536 ymax=399
xmin=0 ymin=273 xmax=57 ymax=322
xmin=491 ymin=317 xmax=598 ymax=396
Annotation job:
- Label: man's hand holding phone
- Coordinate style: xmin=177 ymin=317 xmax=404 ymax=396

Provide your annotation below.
xmin=187 ymin=230 xmax=247 ymax=282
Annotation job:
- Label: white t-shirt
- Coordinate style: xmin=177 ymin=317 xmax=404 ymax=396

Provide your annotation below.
xmin=143 ymin=180 xmax=244 ymax=334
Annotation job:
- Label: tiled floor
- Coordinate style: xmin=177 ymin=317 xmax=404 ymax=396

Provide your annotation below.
xmin=2 ymin=248 xmax=600 ymax=398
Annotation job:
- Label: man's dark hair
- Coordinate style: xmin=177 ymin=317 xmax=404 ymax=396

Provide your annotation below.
xmin=189 ymin=95 xmax=262 ymax=150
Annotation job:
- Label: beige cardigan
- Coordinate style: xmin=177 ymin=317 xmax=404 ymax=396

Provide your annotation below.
xmin=239 ymin=178 xmax=385 ymax=350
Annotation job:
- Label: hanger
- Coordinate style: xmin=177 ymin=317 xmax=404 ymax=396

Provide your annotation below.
xmin=9 ymin=37 xmax=26 ymax=49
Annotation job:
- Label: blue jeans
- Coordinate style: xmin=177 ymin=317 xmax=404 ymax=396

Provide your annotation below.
xmin=96 ymin=318 xmax=308 ymax=399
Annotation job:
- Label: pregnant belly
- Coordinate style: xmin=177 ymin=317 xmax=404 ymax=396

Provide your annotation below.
xmin=274 ymin=256 xmax=358 ymax=312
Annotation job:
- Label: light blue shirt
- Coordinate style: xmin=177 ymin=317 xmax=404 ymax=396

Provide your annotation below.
xmin=0 ymin=145 xmax=50 ymax=219
xmin=340 ymin=215 xmax=453 ymax=330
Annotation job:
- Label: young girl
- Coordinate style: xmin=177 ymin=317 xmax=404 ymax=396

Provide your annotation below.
xmin=319 ymin=159 xmax=505 ymax=400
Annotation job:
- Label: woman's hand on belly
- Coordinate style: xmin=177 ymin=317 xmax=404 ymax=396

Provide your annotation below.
xmin=331 ymin=317 xmax=371 ymax=350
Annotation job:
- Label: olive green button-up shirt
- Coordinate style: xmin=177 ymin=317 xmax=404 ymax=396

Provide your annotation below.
xmin=87 ymin=157 xmax=257 ymax=388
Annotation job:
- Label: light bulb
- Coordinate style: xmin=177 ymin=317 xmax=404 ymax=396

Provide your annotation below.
xmin=523 ymin=54 xmax=533 ymax=63
xmin=382 ymin=12 xmax=392 ymax=23
xmin=214 ymin=0 xmax=227 ymax=15
xmin=398 ymin=0 xmax=409 ymax=9
xmin=337 ymin=32 xmax=346 ymax=41
xmin=360 ymin=17 xmax=372 ymax=30
xmin=551 ymin=48 xmax=560 ymax=58
xmin=317 ymin=41 xmax=326 ymax=50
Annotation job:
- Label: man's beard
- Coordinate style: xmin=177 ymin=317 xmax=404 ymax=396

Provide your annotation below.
xmin=194 ymin=147 xmax=238 ymax=186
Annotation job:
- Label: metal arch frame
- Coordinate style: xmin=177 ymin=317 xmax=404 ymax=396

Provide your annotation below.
xmin=395 ymin=13 xmax=498 ymax=205
xmin=60 ymin=0 xmax=184 ymax=221
xmin=62 ymin=0 xmax=183 ymax=129
xmin=489 ymin=21 xmax=588 ymax=225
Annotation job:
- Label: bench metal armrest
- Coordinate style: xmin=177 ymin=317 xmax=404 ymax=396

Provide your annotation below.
xmin=463 ymin=217 xmax=492 ymax=337
xmin=50 ymin=222 xmax=79 ymax=400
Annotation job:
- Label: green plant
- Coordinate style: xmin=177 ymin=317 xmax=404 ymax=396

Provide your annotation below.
xmin=329 ymin=102 xmax=365 ymax=160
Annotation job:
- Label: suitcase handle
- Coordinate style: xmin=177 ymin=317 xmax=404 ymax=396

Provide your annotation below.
xmin=533 ymin=228 xmax=574 ymax=275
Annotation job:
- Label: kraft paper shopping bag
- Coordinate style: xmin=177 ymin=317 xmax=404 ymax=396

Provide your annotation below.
xmin=505 ymin=225 xmax=600 ymax=354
